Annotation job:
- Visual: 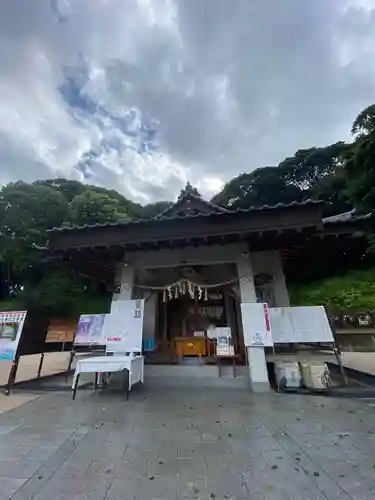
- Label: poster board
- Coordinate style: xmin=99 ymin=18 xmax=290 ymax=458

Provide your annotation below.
xmin=240 ymin=303 xmax=273 ymax=347
xmin=269 ymin=306 xmax=334 ymax=344
xmin=104 ymin=299 xmax=144 ymax=353
xmin=215 ymin=327 xmax=234 ymax=356
xmin=74 ymin=314 xmax=106 ymax=345
xmin=268 ymin=307 xmax=294 ymax=344
xmin=45 ymin=318 xmax=76 ymax=343
xmin=0 ymin=311 xmax=27 ymax=361
xmin=288 ymin=306 xmax=334 ymax=343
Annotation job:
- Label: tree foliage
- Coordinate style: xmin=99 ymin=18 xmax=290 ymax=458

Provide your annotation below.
xmin=0 ymin=182 xmax=70 ymax=301
xmin=69 ymin=190 xmax=130 ymax=226
xmin=345 ymin=105 xmax=375 ymax=214
xmin=213 ymin=142 xmax=351 ymax=216
xmin=212 ymin=168 xmax=303 ymax=209
xmin=0 ymin=178 xmax=178 ymax=313
xmin=289 ymin=268 xmax=375 ymax=313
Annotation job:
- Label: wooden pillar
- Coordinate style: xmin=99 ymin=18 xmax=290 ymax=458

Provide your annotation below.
xmin=224 ymin=290 xmax=238 ymax=354
xmin=162 ymin=298 xmax=168 ymax=352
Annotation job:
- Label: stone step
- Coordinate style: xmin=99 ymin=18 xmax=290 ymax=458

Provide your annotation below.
xmin=144 ymin=365 xmax=248 ymax=388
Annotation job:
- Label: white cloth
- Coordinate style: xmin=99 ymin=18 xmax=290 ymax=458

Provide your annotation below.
xmin=72 ymin=355 xmax=144 ymax=391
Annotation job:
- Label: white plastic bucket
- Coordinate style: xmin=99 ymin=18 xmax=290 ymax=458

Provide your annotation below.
xmin=275 ymin=361 xmax=302 ymax=389
xmin=300 ymin=362 xmax=331 ymax=390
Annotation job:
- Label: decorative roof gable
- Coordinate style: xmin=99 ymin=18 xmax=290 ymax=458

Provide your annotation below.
xmin=155 ymin=182 xmax=231 ymax=219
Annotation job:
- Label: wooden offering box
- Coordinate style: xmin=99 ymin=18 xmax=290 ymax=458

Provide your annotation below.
xmin=174 ymin=337 xmax=207 ymax=357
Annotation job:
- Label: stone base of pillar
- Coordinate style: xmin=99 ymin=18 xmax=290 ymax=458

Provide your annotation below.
xmin=246 ymin=346 xmax=270 ymax=393
xmin=249 ymin=381 xmax=270 ymax=393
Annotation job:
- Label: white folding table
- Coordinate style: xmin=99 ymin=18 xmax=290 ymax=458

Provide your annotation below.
xmin=72 ymin=355 xmax=144 ymax=400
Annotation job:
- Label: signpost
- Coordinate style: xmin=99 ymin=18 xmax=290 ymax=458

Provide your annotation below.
xmin=105 ymin=299 xmax=144 ymax=353
xmin=240 ymin=303 xmax=273 ymax=347
xmin=0 ymin=311 xmax=27 ymax=362
xmin=0 ymin=311 xmax=28 ymax=395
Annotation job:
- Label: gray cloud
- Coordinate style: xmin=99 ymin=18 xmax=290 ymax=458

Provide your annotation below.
xmin=0 ymin=0 xmax=375 ymax=202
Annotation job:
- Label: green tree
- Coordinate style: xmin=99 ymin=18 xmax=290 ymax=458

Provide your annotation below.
xmin=279 ymin=142 xmax=348 ymax=191
xmin=345 ymin=105 xmax=375 ymax=213
xmin=36 ymin=178 xmax=145 ymax=219
xmin=87 ymin=185 xmax=144 ymax=220
xmin=15 ymin=265 xmax=111 ymax=316
xmin=310 ymin=169 xmax=353 ymax=216
xmin=69 ymin=189 xmax=130 ymax=226
xmin=0 ymin=182 xmax=70 ymax=300
xmin=35 ymin=178 xmax=86 ymax=202
xmin=141 ymin=201 xmax=173 ymax=219
xmin=213 ymin=142 xmax=352 ymax=214
xmin=289 ymin=268 xmax=375 ymax=313
xmin=212 ymin=168 xmax=303 ymax=209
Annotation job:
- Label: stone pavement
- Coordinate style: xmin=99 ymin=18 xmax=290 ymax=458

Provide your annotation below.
xmin=0 ymin=387 xmax=374 ymax=500
xmin=0 ymin=394 xmax=39 ymax=416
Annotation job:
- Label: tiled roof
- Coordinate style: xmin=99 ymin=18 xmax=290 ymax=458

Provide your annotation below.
xmin=47 ymin=199 xmax=323 ymax=233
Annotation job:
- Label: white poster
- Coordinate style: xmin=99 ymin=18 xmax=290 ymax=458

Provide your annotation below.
xmin=74 ymin=314 xmax=106 ymax=345
xmin=215 ymin=327 xmax=234 ymax=355
xmin=241 ymin=303 xmax=273 ymax=347
xmin=105 ymin=299 xmax=144 ymax=353
xmin=268 ymin=307 xmax=294 ymax=344
xmin=288 ymin=306 xmax=334 ymax=343
xmin=269 ymin=306 xmax=334 ymax=344
xmin=0 ymin=311 xmax=27 ymax=361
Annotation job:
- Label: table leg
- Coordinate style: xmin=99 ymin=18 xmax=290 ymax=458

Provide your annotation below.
xmin=94 ymin=372 xmax=98 ymax=390
xmin=123 ymin=369 xmax=130 ymax=400
xmin=72 ymin=374 xmax=80 ymax=400
xmin=233 ymin=357 xmax=236 ymax=377
xmin=66 ymin=351 xmax=75 ymax=383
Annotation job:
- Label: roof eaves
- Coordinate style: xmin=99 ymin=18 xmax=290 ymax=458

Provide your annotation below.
xmin=323 ymin=210 xmax=371 ymax=225
xmin=47 ymin=199 xmax=322 ymax=233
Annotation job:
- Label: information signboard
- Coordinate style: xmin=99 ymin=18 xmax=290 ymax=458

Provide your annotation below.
xmin=241 ymin=303 xmax=273 ymax=347
xmin=0 ymin=311 xmax=27 ymax=361
xmin=45 ymin=318 xmax=76 ymax=343
xmin=105 ymin=299 xmax=144 ymax=353
xmin=268 ymin=306 xmax=334 ymax=344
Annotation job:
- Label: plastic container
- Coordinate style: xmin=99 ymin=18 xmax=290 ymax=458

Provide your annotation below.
xmin=275 ymin=361 xmax=302 ymax=389
xmin=300 ymin=362 xmax=331 ymax=390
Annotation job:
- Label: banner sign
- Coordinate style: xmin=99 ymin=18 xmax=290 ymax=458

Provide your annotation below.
xmin=241 ymin=303 xmax=273 ymax=347
xmin=0 ymin=311 xmax=27 ymax=361
xmin=105 ymin=299 xmax=144 ymax=353
xmin=74 ymin=314 xmax=106 ymax=345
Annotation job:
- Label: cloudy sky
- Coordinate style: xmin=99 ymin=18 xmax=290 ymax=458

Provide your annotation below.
xmin=0 ymin=0 xmax=375 ymax=203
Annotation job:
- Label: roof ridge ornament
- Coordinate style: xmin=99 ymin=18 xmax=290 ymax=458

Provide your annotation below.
xmin=177 ymin=181 xmax=201 ymax=200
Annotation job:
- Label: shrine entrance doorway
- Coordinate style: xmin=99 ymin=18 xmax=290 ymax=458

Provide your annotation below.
xmin=134 ymin=263 xmax=245 ymax=364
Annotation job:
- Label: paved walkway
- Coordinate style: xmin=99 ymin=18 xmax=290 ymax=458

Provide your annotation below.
xmin=335 ymin=352 xmax=375 ymax=377
xmin=0 ymin=393 xmax=39 ymax=416
xmin=0 ymin=387 xmax=374 ymax=499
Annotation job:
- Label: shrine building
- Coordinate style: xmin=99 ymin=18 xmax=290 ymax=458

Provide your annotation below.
xmin=43 ymin=183 xmax=369 ymax=392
